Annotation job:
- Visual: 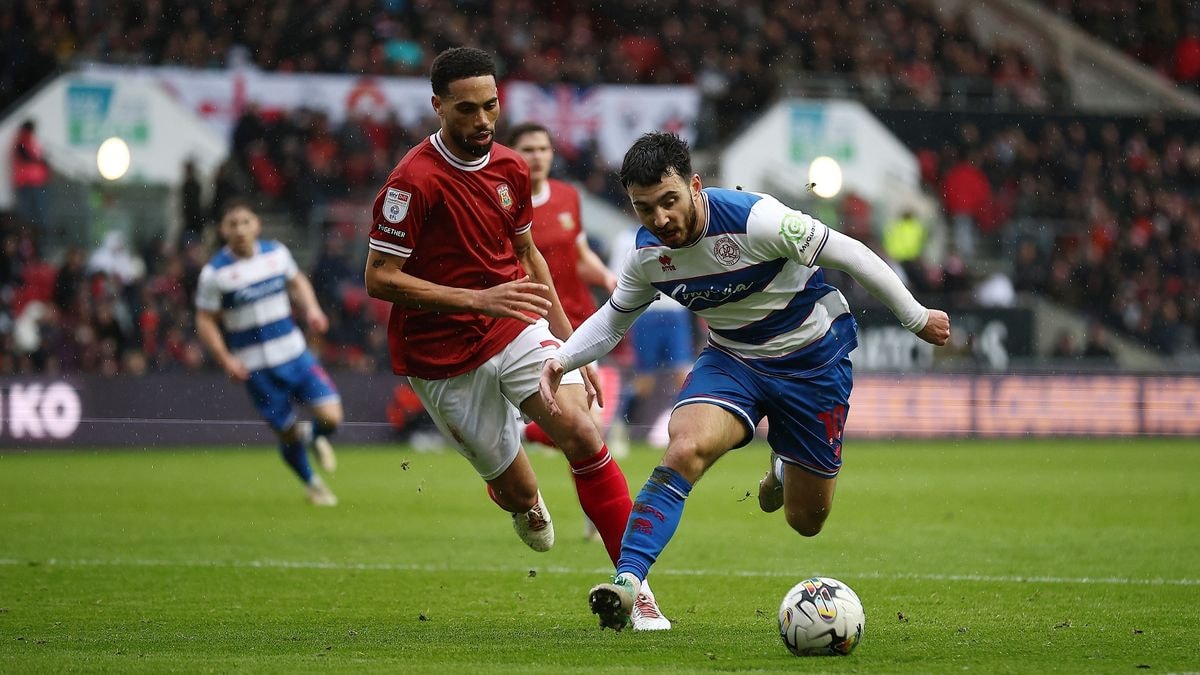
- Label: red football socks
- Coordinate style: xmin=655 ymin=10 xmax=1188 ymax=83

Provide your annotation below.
xmin=523 ymin=422 xmax=557 ymax=448
xmin=570 ymin=445 xmax=633 ymax=565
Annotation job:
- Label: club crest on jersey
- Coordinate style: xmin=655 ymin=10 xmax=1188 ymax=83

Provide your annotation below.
xmin=558 ymin=212 xmax=575 ymax=230
xmin=383 ymin=187 xmax=411 ymax=223
xmin=497 ymin=183 xmax=514 ymax=209
xmin=659 ymin=254 xmax=676 ymax=272
xmin=713 ymin=235 xmax=742 ymax=266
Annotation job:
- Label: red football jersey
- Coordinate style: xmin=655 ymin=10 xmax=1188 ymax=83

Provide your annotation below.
xmin=530 ymin=179 xmax=596 ymax=327
xmin=368 ymin=132 xmax=534 ymax=379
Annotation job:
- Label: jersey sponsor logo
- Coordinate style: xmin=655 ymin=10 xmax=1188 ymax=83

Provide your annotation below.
xmin=713 ymin=235 xmax=741 ymax=266
xmin=658 ymin=254 xmax=676 ymax=272
xmin=231 ymin=275 xmax=286 ymax=305
xmin=383 ymin=188 xmax=411 ymax=223
xmin=497 ymin=183 xmax=513 ymax=209
xmin=779 ymin=213 xmax=817 ymax=255
xmin=668 ymin=280 xmax=756 ymax=309
xmin=375 ymin=223 xmax=407 ymax=239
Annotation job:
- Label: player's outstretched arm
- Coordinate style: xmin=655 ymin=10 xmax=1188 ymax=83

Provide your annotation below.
xmin=364 ymin=248 xmax=551 ymax=323
xmin=916 ymin=309 xmax=951 ymax=346
xmin=816 ymin=228 xmax=951 ymax=345
xmin=287 ymin=273 xmax=328 ymax=334
xmin=195 ymin=309 xmax=250 ymax=381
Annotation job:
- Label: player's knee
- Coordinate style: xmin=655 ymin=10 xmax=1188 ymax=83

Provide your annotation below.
xmin=663 ymin=437 xmax=712 ymax=481
xmin=318 ymin=407 xmax=343 ymax=429
xmin=547 ymin=410 xmax=602 ymax=459
xmin=785 ymin=509 xmax=828 ymax=538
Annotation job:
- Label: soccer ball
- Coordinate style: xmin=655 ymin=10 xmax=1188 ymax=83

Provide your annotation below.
xmin=777 ymin=576 xmax=865 ymax=656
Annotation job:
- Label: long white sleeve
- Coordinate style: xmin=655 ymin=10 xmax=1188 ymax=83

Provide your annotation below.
xmin=552 ymin=300 xmax=645 ymax=371
xmin=815 ymin=228 xmax=929 ymax=333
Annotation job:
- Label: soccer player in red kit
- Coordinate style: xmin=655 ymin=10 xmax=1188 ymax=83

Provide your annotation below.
xmin=505 ymin=122 xmax=620 ymax=446
xmin=363 ymin=47 xmax=668 ymax=629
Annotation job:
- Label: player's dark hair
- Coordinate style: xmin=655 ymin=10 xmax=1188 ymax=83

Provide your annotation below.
xmin=219 ymin=198 xmax=256 ymax=220
xmin=619 ymin=132 xmax=692 ymax=188
xmin=430 ymin=47 xmax=496 ymax=96
xmin=505 ymin=121 xmax=551 ymax=148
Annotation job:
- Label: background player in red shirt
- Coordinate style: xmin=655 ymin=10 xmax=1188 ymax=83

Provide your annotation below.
xmin=505 ymin=122 xmax=623 ymax=450
xmin=363 ymin=47 xmax=668 ymax=629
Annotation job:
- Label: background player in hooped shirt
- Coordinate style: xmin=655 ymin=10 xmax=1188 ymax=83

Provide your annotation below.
xmin=362 ymin=47 xmax=668 ymax=629
xmin=195 ymin=201 xmax=342 ymax=507
xmin=539 ymin=132 xmax=952 ymax=631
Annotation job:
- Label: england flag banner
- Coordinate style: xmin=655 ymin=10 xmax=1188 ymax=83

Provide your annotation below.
xmin=502 ymin=82 xmax=699 ymax=167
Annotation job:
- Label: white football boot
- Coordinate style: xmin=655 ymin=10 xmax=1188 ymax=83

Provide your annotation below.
xmin=512 ymin=491 xmax=554 ymax=552
xmin=313 ymin=435 xmax=337 ymax=474
xmin=305 ymin=476 xmax=338 ymax=506
xmin=300 ymin=421 xmax=337 ymax=473
xmin=589 ymin=571 xmax=639 ymax=631
xmin=758 ymin=452 xmax=785 ymax=513
xmin=631 ymin=579 xmax=671 ymax=631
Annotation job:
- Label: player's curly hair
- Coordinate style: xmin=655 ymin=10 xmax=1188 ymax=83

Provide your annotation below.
xmin=619 ymin=132 xmax=693 ymax=188
xmin=430 ymin=47 xmax=496 ymax=96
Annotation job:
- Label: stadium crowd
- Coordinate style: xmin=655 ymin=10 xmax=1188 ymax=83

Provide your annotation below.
xmin=910 ymin=117 xmax=1200 ymax=355
xmin=3 ymin=0 xmax=1198 ymax=375
xmin=1040 ymin=0 xmax=1200 ymax=89
xmin=3 ymin=0 xmax=1065 ymax=119
xmin=0 ymin=211 xmax=390 ymax=376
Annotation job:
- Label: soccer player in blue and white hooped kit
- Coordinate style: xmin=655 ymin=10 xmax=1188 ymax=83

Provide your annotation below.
xmin=539 ymin=132 xmax=952 ymax=631
xmin=195 ymin=201 xmax=344 ymax=506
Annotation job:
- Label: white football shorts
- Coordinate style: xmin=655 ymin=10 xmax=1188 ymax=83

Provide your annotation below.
xmin=407 ymin=320 xmax=584 ymax=480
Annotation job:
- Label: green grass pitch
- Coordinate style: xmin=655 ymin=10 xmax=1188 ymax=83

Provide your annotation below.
xmin=1 ymin=439 xmax=1198 ymax=673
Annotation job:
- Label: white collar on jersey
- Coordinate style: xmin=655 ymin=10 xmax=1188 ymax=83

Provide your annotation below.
xmin=531 ymin=181 xmax=551 ymax=207
xmin=431 ymin=131 xmax=490 ymax=172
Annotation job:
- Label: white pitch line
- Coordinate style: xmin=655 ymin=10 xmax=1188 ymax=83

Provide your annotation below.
xmin=1 ymin=558 xmax=1197 ymax=587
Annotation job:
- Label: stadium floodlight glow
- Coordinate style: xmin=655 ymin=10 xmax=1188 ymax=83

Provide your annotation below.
xmin=807 ymin=156 xmax=842 ymax=199
xmin=97 ymin=137 xmax=131 ymax=181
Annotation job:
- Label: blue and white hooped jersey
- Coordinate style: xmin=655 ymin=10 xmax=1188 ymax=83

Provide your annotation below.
xmin=612 ymin=187 xmax=857 ymax=378
xmin=195 ymin=240 xmax=307 ymax=372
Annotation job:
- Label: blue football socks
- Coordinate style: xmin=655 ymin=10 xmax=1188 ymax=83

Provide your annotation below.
xmin=279 ymin=440 xmax=314 ymax=483
xmin=615 ymin=466 xmax=693 ymax=581
xmin=314 ymin=419 xmax=337 ymax=441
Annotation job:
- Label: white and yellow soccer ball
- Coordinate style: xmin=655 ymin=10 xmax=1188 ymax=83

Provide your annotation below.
xmin=777 ymin=576 xmax=865 ymax=656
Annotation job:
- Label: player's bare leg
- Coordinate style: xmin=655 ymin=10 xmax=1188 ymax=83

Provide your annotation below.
xmin=309 ymin=400 xmax=343 ymax=473
xmin=523 ymin=383 xmax=630 ymax=559
xmin=486 ymin=448 xmax=554 ymax=551
xmin=780 ymin=465 xmax=837 ymax=537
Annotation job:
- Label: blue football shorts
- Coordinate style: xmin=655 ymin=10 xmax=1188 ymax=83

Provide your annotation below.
xmin=675 ymin=348 xmax=853 ymax=478
xmin=245 ymin=350 xmax=341 ymax=432
xmin=632 ymin=310 xmax=693 ymax=371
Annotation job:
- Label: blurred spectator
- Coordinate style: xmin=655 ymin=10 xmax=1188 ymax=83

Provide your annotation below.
xmin=52 ymin=247 xmax=86 ymax=313
xmin=10 ymin=119 xmax=50 ymax=231
xmin=975 ymin=272 xmax=1016 ymax=308
xmin=180 ymin=159 xmax=205 ymax=246
xmin=1050 ymin=329 xmax=1079 ymax=359
xmin=940 ymin=147 xmax=992 ymax=259
xmin=881 ymin=209 xmax=928 ymax=280
xmin=1082 ymin=321 xmax=1116 ymax=361
xmin=1174 ymin=22 xmax=1200 ymax=86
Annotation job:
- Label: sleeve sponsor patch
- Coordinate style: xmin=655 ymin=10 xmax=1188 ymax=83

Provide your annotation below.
xmin=383 ymin=188 xmax=412 ymax=223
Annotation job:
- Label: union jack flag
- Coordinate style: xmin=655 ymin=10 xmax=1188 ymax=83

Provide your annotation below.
xmin=504 ymin=83 xmax=600 ymax=160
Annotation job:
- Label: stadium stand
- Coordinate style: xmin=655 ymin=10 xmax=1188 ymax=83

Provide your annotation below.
xmin=1 ymin=0 xmax=1197 ymax=375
